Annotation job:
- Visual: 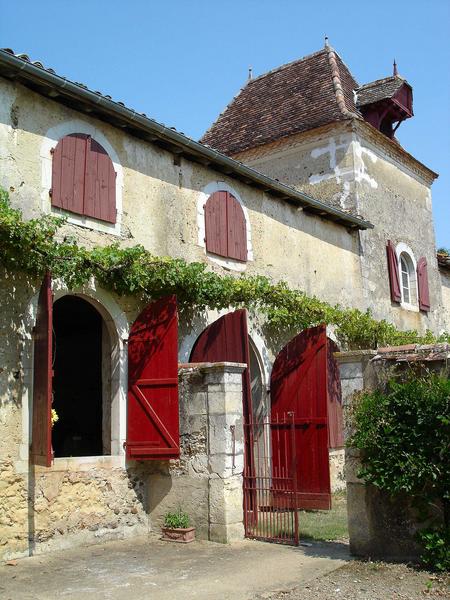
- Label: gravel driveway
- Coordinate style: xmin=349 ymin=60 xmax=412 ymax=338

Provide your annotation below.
xmin=254 ymin=561 xmax=449 ymax=599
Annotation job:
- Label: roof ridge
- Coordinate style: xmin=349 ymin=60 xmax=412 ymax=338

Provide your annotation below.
xmin=324 ymin=45 xmax=360 ymax=119
xmin=200 ymin=79 xmax=251 ymax=144
xmin=357 ymin=74 xmax=407 ymax=90
xmin=248 ymin=48 xmax=328 ymax=84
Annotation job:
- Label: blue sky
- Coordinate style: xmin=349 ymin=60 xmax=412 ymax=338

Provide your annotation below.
xmin=1 ymin=0 xmax=449 ymax=246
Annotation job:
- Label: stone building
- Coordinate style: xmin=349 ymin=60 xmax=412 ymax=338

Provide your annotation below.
xmin=0 ymin=43 xmax=447 ymax=559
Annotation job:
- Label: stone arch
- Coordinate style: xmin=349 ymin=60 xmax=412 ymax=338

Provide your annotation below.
xmin=19 ymin=281 xmax=129 ymax=464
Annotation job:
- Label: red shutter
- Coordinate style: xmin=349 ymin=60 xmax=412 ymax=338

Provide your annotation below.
xmin=126 ymin=295 xmax=179 ymax=460
xmin=205 ymin=191 xmax=248 ymax=262
xmin=226 ymin=193 xmax=248 ymax=262
xmin=386 ymin=240 xmax=401 ymax=303
xmin=51 ymin=134 xmax=88 ymax=215
xmin=327 ymin=339 xmax=344 ymax=449
xmin=84 ymin=138 xmax=117 ymax=223
xmin=31 ymin=272 xmax=53 ymax=467
xmin=205 ymin=191 xmax=228 ymax=257
xmin=417 ymin=257 xmax=431 ymax=312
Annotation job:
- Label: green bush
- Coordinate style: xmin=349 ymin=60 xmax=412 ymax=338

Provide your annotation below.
xmin=417 ymin=528 xmax=450 ymax=572
xmin=163 ymin=509 xmax=190 ymax=529
xmin=350 ymin=373 xmax=450 ymax=571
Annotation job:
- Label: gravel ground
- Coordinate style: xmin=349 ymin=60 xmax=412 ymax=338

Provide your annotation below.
xmin=254 ymin=561 xmax=450 ymax=600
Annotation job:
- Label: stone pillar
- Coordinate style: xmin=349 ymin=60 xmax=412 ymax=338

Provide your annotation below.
xmin=335 ymin=350 xmax=377 ymax=551
xmin=202 ymin=363 xmax=246 ymax=544
xmin=147 ymin=362 xmax=246 ymax=544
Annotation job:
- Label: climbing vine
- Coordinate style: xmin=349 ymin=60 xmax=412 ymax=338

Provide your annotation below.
xmin=0 ymin=188 xmax=447 ymax=349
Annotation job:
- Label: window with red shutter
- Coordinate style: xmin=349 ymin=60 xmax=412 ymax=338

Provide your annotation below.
xmin=126 ymin=295 xmax=180 ymax=460
xmin=204 ymin=191 xmax=247 ymax=262
xmin=417 ymin=257 xmax=431 ymax=312
xmin=386 ymin=240 xmax=401 ymax=303
xmin=51 ymin=134 xmax=116 ymax=224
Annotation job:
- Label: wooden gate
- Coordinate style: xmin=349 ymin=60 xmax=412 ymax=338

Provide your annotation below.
xmin=271 ymin=324 xmax=332 ymax=510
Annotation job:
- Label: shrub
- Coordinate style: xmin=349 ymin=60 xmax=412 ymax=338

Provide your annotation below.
xmin=163 ymin=509 xmax=190 ymax=529
xmin=417 ymin=528 xmax=450 ymax=572
xmin=349 ymin=372 xmax=450 ymax=570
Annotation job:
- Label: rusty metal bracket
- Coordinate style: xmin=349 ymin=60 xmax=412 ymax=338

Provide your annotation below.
xmin=230 ymin=424 xmax=236 ymax=470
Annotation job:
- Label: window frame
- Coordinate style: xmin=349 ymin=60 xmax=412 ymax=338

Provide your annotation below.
xmin=395 ymin=243 xmax=419 ymax=312
xmin=40 ymin=120 xmax=123 ymax=236
xmin=197 ymin=182 xmax=253 ymax=272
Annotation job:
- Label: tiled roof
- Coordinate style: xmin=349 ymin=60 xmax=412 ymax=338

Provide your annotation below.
xmin=374 ymin=343 xmax=450 ymax=362
xmin=201 ymin=47 xmax=361 ymax=156
xmin=0 ymin=48 xmax=374 ymax=230
xmin=356 ymin=75 xmax=407 ymax=107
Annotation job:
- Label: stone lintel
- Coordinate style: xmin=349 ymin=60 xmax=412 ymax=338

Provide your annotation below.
xmin=179 ymin=362 xmax=247 ymax=374
xmin=334 ymin=350 xmax=377 ymax=364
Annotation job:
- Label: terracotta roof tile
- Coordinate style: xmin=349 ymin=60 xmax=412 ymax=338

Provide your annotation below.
xmin=201 ymin=47 xmax=361 ymax=155
xmin=356 ymin=75 xmax=407 ymax=107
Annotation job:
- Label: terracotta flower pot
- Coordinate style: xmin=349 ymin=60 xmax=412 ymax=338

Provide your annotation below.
xmin=161 ymin=526 xmax=196 ymax=543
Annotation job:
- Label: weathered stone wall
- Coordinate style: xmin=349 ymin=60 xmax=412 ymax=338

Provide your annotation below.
xmin=0 ymin=339 xmax=246 ymax=559
xmin=147 ymin=363 xmax=245 ymax=544
xmin=0 ymin=78 xmax=363 ymax=312
xmin=236 ymin=121 xmax=445 ymax=335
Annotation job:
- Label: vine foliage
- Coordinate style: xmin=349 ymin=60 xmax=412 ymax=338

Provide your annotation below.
xmin=0 ymin=188 xmax=447 ymax=349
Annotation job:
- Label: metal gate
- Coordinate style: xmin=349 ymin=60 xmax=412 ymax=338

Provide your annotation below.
xmin=243 ymin=412 xmax=300 ymax=545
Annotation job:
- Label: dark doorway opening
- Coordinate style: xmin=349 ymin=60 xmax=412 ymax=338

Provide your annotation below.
xmin=52 ymin=296 xmax=104 ymax=457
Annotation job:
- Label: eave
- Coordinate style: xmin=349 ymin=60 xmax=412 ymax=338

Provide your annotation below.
xmin=0 ymin=49 xmax=373 ymax=231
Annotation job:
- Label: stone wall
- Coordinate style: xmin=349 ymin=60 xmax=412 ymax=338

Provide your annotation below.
xmin=236 ymin=120 xmax=445 ymax=336
xmin=0 ymin=360 xmax=246 ymax=561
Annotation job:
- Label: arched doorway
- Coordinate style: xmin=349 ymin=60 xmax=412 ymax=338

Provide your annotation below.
xmin=52 ymin=295 xmax=111 ymax=457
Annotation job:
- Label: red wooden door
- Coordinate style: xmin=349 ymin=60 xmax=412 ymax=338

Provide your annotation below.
xmin=270 ymin=324 xmax=332 ymax=510
xmin=126 ymin=295 xmax=179 ymax=460
xmin=189 ymin=309 xmax=252 ymax=423
xmin=31 ymin=272 xmax=53 ymax=467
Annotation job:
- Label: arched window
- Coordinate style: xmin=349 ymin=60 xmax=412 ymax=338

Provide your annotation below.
xmin=399 ymin=251 xmax=417 ymax=306
xmin=204 ymin=191 xmax=247 ymax=262
xmin=51 ymin=133 xmax=116 ymax=223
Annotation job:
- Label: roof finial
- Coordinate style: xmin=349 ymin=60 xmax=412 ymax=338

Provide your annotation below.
xmin=248 ymin=66 xmax=253 ymax=81
xmin=393 ymin=59 xmax=398 ymax=76
xmin=324 ymin=35 xmax=330 ymax=49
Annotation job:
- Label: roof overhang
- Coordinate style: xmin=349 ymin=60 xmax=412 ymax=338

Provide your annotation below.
xmin=0 ymin=49 xmax=373 ymax=231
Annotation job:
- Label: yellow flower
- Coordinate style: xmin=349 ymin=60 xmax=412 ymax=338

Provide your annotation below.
xmin=51 ymin=409 xmax=59 ymax=426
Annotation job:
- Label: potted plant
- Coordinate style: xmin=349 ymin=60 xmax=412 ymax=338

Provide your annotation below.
xmin=161 ymin=509 xmax=195 ymax=543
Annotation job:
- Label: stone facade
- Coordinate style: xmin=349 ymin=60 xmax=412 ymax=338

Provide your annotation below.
xmin=235 ymin=120 xmax=445 ymax=334
xmin=0 ymin=360 xmax=246 ymax=560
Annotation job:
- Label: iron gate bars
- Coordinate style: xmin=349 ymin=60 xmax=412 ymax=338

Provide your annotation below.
xmin=243 ymin=412 xmax=299 ymax=545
